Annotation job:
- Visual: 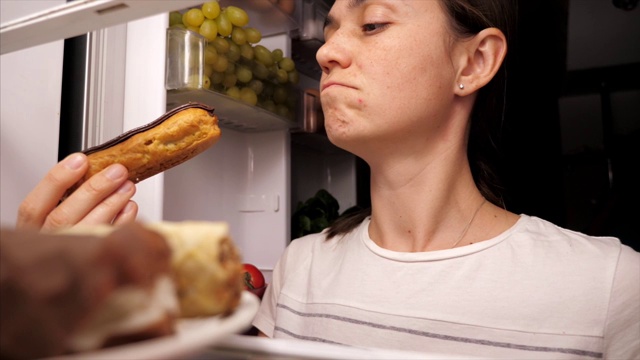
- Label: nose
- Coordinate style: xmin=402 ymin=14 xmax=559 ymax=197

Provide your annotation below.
xmin=316 ymin=30 xmax=351 ymax=74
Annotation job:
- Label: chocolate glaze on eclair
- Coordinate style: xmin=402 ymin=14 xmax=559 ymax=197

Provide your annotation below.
xmin=63 ymin=102 xmax=220 ymax=198
xmin=83 ymin=102 xmax=216 ymax=155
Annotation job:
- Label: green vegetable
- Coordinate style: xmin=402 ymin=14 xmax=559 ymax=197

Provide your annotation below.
xmin=291 ymin=189 xmax=340 ymax=239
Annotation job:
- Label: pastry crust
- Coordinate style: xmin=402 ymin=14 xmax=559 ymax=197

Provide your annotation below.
xmin=69 ymin=103 xmax=220 ymax=194
xmin=146 ymin=222 xmax=244 ymax=318
xmin=58 ymin=221 xmax=244 ymax=318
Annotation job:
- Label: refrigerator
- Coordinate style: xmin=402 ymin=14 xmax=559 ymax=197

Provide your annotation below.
xmin=0 ymin=0 xmax=358 ymax=281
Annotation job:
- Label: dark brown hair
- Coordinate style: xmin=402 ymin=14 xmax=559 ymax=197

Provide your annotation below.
xmin=325 ymin=0 xmax=518 ymax=240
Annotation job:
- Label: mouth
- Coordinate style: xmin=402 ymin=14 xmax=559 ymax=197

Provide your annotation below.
xmin=321 ymin=81 xmax=353 ymax=92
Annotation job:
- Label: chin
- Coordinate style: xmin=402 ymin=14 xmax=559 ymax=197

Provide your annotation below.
xmin=325 ymin=127 xmax=370 ymax=160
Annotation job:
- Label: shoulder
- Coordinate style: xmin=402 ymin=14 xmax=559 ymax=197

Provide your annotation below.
xmin=286 ymin=230 xmax=330 ymax=254
xmin=280 ymin=221 xmax=367 ymax=270
xmin=505 ymin=215 xmax=637 ymax=284
xmin=515 ymin=215 xmax=626 ymax=255
xmin=288 ymin=219 xmax=366 ymax=252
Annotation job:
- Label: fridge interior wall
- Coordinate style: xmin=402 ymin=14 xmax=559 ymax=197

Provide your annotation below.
xmin=162 ymin=129 xmax=291 ymax=274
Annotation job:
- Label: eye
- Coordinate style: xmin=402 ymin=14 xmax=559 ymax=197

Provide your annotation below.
xmin=362 ymin=23 xmax=389 ymax=33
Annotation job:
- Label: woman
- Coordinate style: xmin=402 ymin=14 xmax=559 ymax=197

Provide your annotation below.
xmin=16 ymin=0 xmax=639 ymax=358
xmin=250 ymin=0 xmax=639 ymax=358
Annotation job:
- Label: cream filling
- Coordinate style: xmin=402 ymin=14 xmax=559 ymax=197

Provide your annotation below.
xmin=67 ymin=276 xmax=179 ymax=353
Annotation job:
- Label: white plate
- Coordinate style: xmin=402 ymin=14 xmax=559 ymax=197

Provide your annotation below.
xmin=46 ymin=291 xmax=260 ymax=360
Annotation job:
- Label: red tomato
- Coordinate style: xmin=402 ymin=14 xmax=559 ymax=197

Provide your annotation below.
xmin=242 ymin=263 xmax=265 ymax=290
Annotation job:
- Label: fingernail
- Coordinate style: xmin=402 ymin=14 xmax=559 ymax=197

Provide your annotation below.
xmin=105 ymin=164 xmax=127 ymax=180
xmin=64 ymin=153 xmax=85 ymax=170
xmin=117 ymin=181 xmax=134 ymax=194
xmin=122 ymin=201 xmax=135 ymax=214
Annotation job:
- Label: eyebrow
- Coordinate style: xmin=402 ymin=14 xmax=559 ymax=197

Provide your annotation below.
xmin=323 ymin=0 xmax=369 ymax=30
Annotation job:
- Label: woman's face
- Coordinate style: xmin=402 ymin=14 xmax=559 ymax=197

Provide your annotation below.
xmin=317 ymin=0 xmax=460 ymax=158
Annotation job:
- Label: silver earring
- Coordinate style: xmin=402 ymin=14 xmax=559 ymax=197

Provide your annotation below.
xmin=459 ymin=84 xmax=464 ymax=89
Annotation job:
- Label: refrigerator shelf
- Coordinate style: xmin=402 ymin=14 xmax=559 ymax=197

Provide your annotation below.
xmin=167 ymin=89 xmax=298 ymax=133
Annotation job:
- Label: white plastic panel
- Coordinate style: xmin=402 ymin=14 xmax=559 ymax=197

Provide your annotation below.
xmin=163 ymin=128 xmax=291 ymax=272
xmin=0 ymin=0 xmax=65 ymax=227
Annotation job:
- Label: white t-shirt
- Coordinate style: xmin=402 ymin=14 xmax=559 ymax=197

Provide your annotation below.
xmin=252 ymin=215 xmax=640 ymax=359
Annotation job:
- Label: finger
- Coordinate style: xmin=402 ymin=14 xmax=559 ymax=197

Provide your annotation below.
xmin=42 ymin=164 xmax=129 ymax=231
xmin=112 ymin=201 xmax=139 ymax=226
xmin=75 ymin=181 xmax=137 ymax=227
xmin=16 ymin=153 xmax=88 ymax=230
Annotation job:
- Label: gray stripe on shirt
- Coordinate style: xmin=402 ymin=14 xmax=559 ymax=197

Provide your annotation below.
xmin=276 ymin=303 xmax=603 ymax=359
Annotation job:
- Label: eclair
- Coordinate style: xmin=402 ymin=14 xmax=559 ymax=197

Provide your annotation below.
xmin=68 ymin=102 xmax=220 ymax=195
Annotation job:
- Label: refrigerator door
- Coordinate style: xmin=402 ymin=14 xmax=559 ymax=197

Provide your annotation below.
xmin=0 ymin=0 xmax=204 ymax=55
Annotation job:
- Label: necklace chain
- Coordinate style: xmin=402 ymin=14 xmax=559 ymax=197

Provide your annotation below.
xmin=450 ymin=198 xmax=486 ymax=249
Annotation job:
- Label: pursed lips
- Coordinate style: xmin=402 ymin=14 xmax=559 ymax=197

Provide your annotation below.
xmin=321 ymin=81 xmax=355 ymax=92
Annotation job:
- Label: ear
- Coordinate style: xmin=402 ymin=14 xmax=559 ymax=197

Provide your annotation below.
xmin=454 ymin=28 xmax=507 ymax=95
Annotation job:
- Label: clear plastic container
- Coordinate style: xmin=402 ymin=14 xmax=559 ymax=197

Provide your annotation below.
xmin=165 ymin=26 xmax=299 ymax=122
xmin=165 ymin=28 xmax=205 ymax=90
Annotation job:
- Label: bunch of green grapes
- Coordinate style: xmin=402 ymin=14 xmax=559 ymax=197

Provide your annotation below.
xmin=169 ymin=1 xmax=299 ymax=120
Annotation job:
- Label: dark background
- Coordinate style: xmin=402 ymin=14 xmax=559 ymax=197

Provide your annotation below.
xmin=500 ymin=0 xmax=639 ymax=251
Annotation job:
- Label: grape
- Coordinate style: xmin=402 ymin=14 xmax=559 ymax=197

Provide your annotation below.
xmin=236 ymin=65 xmax=253 ymax=83
xmin=212 ymin=55 xmax=228 ymax=72
xmin=240 ymin=43 xmax=254 ymax=61
xmin=260 ymin=100 xmax=277 ymax=113
xmin=226 ymin=6 xmax=249 ymax=27
xmin=244 ymin=27 xmax=262 ymax=44
xmin=262 ymin=83 xmax=274 ymax=98
xmin=215 ymin=12 xmax=232 ymax=37
xmin=212 ymin=37 xmax=229 ymax=54
xmin=169 ymin=11 xmax=183 ymax=27
xmin=204 ymin=45 xmax=218 ymax=65
xmin=199 ymin=19 xmax=218 ymax=41
xmin=254 ymin=45 xmax=274 ymax=66
xmin=248 ymin=79 xmax=264 ymax=95
xmin=252 ymin=62 xmax=269 ymax=80
xmin=278 ymin=57 xmax=295 ymax=72
xmin=231 ymin=27 xmax=247 ymax=45
xmin=272 ymin=49 xmax=284 ymax=62
xmin=226 ymin=86 xmax=241 ymax=99
xmin=212 ymin=83 xmax=224 ymax=92
xmin=273 ymin=86 xmax=288 ymax=104
xmin=226 ymin=39 xmax=241 ymax=62
xmin=222 ymin=73 xmax=237 ymax=88
xmin=169 ymin=2 xmax=301 ymax=115
xmin=211 ymin=71 xmax=224 ymax=85
xmin=276 ymin=104 xmax=290 ymax=118
xmin=170 ymin=23 xmax=186 ymax=30
xmin=268 ymin=64 xmax=279 ymax=77
xmin=203 ymin=64 xmax=213 ymax=77
xmin=288 ymin=69 xmax=300 ymax=84
xmin=201 ymin=1 xmax=221 ymax=19
xmin=224 ymin=62 xmax=236 ymax=74
xmin=275 ymin=69 xmax=288 ymax=84
xmin=183 ymin=8 xmax=205 ymax=27
xmin=202 ymin=75 xmax=211 ymax=89
xmin=239 ymin=87 xmax=258 ymax=106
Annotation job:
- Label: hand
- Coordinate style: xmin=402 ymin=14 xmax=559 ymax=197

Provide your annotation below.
xmin=16 ymin=153 xmax=138 ymax=231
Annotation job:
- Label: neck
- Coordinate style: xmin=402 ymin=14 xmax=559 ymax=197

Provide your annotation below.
xmin=366 ymin=142 xmax=488 ymax=252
